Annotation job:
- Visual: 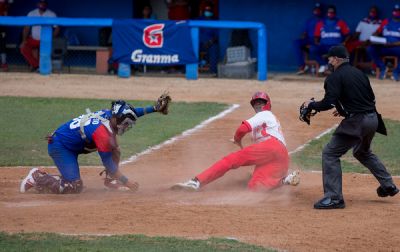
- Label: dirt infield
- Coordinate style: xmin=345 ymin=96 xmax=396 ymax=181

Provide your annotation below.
xmin=0 ymin=73 xmax=399 ymax=251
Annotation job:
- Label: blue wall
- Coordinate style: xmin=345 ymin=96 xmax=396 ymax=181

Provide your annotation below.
xmin=7 ymin=0 xmax=133 ymax=45
xmin=220 ymin=0 xmax=400 ymax=71
xmin=5 ymin=0 xmax=399 ymax=70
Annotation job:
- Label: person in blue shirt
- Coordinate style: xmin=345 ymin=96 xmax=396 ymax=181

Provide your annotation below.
xmin=309 ymin=5 xmax=350 ymax=74
xmin=368 ymin=4 xmax=400 ymax=81
xmin=198 ymin=3 xmax=219 ymax=74
xmin=20 ymin=99 xmax=166 ymax=194
xmin=294 ymin=3 xmax=323 ymax=75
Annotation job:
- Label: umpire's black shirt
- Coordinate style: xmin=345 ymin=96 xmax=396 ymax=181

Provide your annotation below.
xmin=309 ymin=62 xmax=376 ymax=114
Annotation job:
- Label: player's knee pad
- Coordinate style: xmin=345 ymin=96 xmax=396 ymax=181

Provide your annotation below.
xmin=60 ymin=178 xmax=83 ymax=194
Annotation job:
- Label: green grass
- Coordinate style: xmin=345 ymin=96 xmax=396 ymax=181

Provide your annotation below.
xmin=0 ymin=232 xmax=274 ymax=252
xmin=292 ymin=119 xmax=400 ymax=175
xmin=0 ymin=96 xmax=227 ymax=166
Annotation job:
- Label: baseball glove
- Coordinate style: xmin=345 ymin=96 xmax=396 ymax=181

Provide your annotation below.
xmin=299 ymin=101 xmax=318 ymax=125
xmin=154 ymin=91 xmax=171 ymax=115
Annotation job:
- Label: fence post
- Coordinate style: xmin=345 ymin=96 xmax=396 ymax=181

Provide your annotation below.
xmin=186 ymin=27 xmax=199 ymax=80
xmin=39 ymin=25 xmax=52 ymax=75
xmin=257 ymin=26 xmax=267 ymax=81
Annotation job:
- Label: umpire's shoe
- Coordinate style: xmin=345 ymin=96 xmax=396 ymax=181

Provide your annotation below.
xmin=377 ymin=185 xmax=399 ymax=197
xmin=314 ymin=196 xmax=345 ymax=209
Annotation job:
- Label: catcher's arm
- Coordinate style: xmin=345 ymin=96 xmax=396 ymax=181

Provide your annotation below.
xmin=128 ymin=92 xmax=172 ymax=117
xmin=93 ymin=127 xmax=138 ymax=191
xmin=108 ymin=169 xmax=139 ymax=192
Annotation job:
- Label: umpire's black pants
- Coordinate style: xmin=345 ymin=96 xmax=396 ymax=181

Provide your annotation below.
xmin=322 ymin=112 xmax=394 ymax=200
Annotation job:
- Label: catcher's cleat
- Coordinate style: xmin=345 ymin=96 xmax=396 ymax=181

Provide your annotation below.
xmin=282 ymin=171 xmax=300 ymax=186
xmin=20 ymin=168 xmax=40 ymax=193
xmin=170 ymin=179 xmax=200 ymax=191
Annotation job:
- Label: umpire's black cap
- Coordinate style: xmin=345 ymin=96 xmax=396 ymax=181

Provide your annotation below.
xmin=327 ymin=45 xmax=349 ymax=59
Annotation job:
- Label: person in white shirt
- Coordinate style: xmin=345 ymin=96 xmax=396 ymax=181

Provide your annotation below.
xmin=171 ymin=91 xmax=300 ymax=192
xmin=345 ymin=6 xmax=381 ymax=58
xmin=20 ymin=0 xmax=59 ymax=71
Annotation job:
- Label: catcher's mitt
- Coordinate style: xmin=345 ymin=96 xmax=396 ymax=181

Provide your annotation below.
xmin=154 ymin=92 xmax=171 ymax=115
xmin=299 ymin=100 xmax=318 ymax=125
xmin=99 ymin=170 xmax=129 ymax=191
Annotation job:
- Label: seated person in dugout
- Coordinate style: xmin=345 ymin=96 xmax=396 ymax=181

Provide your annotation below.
xmin=172 ymin=91 xmax=300 ymax=192
xmin=368 ymin=4 xmax=400 ymax=81
xmin=294 ymin=2 xmax=323 ymax=75
xmin=310 ymin=5 xmax=350 ymax=74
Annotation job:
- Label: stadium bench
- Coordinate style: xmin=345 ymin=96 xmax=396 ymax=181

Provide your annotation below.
xmin=6 ymin=43 xmax=111 ymax=74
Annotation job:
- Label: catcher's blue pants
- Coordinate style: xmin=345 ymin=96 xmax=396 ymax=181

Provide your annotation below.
xmin=48 ymin=135 xmax=81 ymax=182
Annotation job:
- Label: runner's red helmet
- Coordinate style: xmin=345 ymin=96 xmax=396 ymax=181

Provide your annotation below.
xmin=250 ymin=91 xmax=271 ymax=111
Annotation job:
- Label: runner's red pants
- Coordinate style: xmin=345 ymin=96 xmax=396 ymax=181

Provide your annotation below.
xmin=196 ymin=137 xmax=289 ymax=190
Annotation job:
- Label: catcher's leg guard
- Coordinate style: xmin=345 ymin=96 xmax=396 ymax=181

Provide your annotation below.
xmin=34 ymin=171 xmax=83 ymax=194
xmin=60 ymin=178 xmax=83 ymax=194
xmin=33 ymin=171 xmax=62 ymax=194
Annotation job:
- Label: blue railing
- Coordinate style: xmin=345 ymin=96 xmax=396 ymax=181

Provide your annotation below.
xmin=0 ymin=16 xmax=267 ymax=80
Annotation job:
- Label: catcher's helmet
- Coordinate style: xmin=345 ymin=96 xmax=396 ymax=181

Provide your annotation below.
xmin=111 ymin=100 xmax=137 ymax=122
xmin=250 ymin=91 xmax=271 ymax=111
xmin=111 ymin=100 xmax=138 ymax=135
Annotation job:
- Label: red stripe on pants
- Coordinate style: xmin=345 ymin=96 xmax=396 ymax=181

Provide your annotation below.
xmin=196 ymin=137 xmax=289 ymax=191
xmin=21 ymin=37 xmax=40 ymax=68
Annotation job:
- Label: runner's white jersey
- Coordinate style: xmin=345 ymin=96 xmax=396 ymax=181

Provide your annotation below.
xmin=245 ymin=110 xmax=286 ymax=146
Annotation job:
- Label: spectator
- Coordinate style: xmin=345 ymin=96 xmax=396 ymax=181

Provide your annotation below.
xmin=310 ymin=5 xmax=350 ymax=74
xmin=199 ymin=0 xmax=218 ymax=18
xmin=346 ymin=6 xmax=381 ymax=54
xmin=294 ymin=3 xmax=323 ymax=75
xmin=368 ymin=4 xmax=400 ymax=81
xmin=141 ymin=4 xmax=157 ymax=19
xmin=164 ymin=0 xmax=190 ymax=74
xmin=0 ymin=0 xmax=9 ymax=71
xmin=198 ymin=2 xmax=218 ymax=74
xmin=166 ymin=0 xmax=190 ymax=20
xmin=20 ymin=0 xmax=59 ymax=72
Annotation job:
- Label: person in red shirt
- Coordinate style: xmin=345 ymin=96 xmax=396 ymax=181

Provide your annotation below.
xmin=166 ymin=0 xmax=190 ymax=20
xmin=20 ymin=0 xmax=60 ymax=72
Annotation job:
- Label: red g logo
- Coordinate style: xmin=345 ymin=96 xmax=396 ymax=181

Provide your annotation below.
xmin=143 ymin=24 xmax=165 ymax=48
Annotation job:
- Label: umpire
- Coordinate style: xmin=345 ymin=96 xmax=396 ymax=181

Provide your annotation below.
xmin=303 ymin=45 xmax=399 ymax=209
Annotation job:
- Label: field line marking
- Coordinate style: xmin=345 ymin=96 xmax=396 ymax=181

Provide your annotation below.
xmin=120 ymin=104 xmax=240 ymax=165
xmin=289 ymin=124 xmax=400 ymax=178
xmin=288 ymin=124 xmax=338 ymax=155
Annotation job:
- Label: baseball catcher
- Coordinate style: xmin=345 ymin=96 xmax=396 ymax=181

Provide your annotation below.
xmin=171 ymin=91 xmax=300 ymax=192
xmin=20 ymin=93 xmax=172 ymax=194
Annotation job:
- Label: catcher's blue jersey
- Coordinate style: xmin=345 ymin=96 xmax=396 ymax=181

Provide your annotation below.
xmin=54 ymin=109 xmax=112 ymax=153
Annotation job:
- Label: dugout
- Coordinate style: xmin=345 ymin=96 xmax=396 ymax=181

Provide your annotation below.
xmin=2 ymin=0 xmax=397 ymax=73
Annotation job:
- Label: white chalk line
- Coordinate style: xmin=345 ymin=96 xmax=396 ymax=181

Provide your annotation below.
xmin=59 ymin=232 xmax=240 ymax=241
xmin=289 ymin=124 xmax=400 ymax=178
xmin=120 ymin=104 xmax=240 ymax=165
xmin=288 ymin=124 xmax=338 ymax=155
